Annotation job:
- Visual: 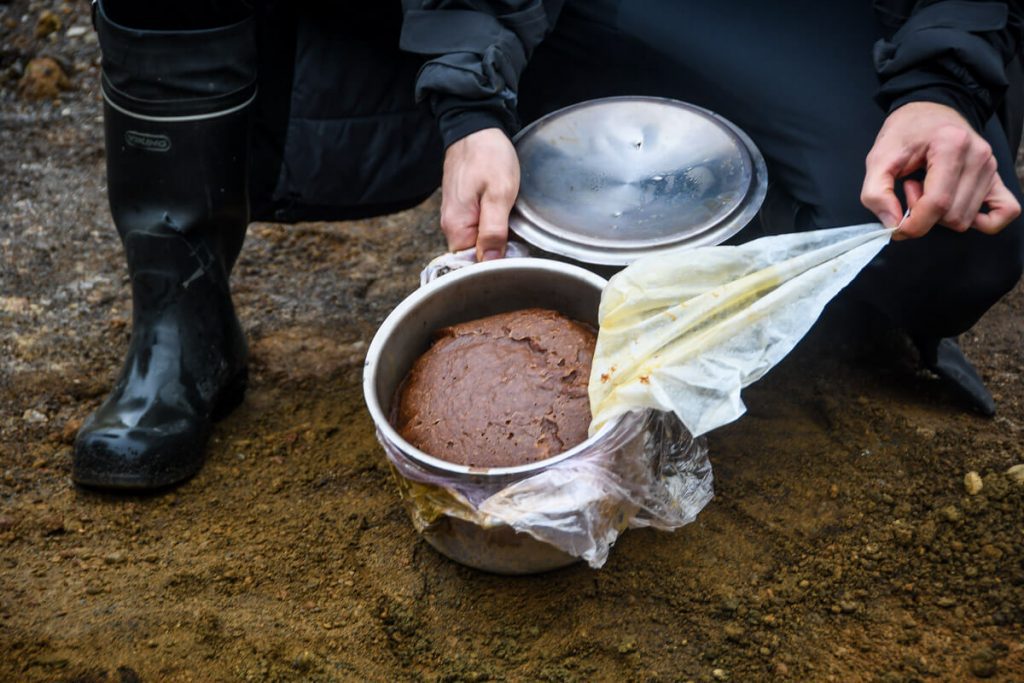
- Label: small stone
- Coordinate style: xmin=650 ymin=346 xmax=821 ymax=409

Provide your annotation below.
xmin=774 ymin=662 xmax=790 ymax=676
xmin=964 ymin=471 xmax=983 ymax=495
xmin=116 ymin=666 xmax=141 ymax=683
xmin=1006 ymin=464 xmax=1024 ymax=484
xmin=85 ymin=583 xmax=103 ymax=595
xmin=41 ymin=514 xmax=65 ymax=536
xmin=35 ymin=10 xmax=62 ymax=39
xmin=839 ymin=600 xmax=860 ymax=614
xmin=61 ymin=417 xmax=83 ymax=445
xmin=22 ymin=408 xmax=48 ymax=424
xmin=723 ymin=623 xmax=744 ymax=641
xmin=980 ymin=544 xmax=1003 ymax=560
xmin=17 ymin=57 xmax=70 ymax=100
xmin=712 ymin=668 xmax=728 ymax=680
xmin=828 ymin=484 xmax=839 ymax=499
xmin=617 ymin=639 xmax=636 ymax=654
xmin=936 ymin=596 xmax=957 ymax=608
xmin=941 ymin=505 xmax=961 ymax=523
xmin=66 ymin=25 xmax=88 ymax=38
xmin=915 ymin=426 xmax=936 ymax=440
xmin=103 ymin=551 xmax=126 ymax=565
xmin=0 ymin=515 xmax=16 ymax=533
xmin=291 ymin=650 xmax=317 ymax=672
xmin=969 ymin=650 xmax=997 ymax=678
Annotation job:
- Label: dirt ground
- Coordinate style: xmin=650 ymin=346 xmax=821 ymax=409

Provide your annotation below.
xmin=3 ymin=2 xmax=1024 ymax=681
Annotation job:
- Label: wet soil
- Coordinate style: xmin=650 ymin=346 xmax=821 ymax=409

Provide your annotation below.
xmin=2 ymin=2 xmax=1024 ymax=681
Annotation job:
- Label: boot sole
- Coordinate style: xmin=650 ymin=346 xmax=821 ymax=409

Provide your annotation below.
xmin=72 ymin=368 xmax=249 ymax=491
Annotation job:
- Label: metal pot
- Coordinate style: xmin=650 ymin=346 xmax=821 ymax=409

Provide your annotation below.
xmin=510 ymin=96 xmax=768 ymax=266
xmin=362 ymin=258 xmax=647 ymax=574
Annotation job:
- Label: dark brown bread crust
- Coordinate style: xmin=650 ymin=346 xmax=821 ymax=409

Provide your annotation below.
xmin=395 ymin=308 xmax=596 ymax=467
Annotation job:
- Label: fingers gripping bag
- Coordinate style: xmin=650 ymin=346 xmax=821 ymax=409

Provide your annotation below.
xmin=364 ymin=225 xmax=892 ymax=573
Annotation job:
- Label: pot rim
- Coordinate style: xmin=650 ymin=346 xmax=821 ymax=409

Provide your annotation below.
xmin=509 ymin=95 xmax=768 ymax=265
xmin=362 ymin=257 xmax=638 ymax=478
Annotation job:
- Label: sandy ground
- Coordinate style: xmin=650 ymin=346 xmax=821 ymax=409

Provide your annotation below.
xmin=2 ymin=1 xmax=1024 ymax=681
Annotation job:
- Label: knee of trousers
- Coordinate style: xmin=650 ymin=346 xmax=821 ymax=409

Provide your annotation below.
xmin=905 ymin=221 xmax=1021 ymax=337
xmin=844 ymin=212 xmax=1022 ymax=339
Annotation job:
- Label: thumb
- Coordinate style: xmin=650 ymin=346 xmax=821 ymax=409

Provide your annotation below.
xmin=475 ymin=190 xmax=513 ymax=261
xmin=861 ymin=161 xmax=905 ymax=229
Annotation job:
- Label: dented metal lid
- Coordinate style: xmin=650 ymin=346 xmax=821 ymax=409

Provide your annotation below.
xmin=510 ymin=96 xmax=768 ymax=266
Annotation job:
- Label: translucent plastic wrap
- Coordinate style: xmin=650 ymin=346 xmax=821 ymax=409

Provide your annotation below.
xmin=373 ymin=224 xmax=888 ymax=572
xmin=590 ymin=223 xmax=893 ymax=437
xmin=377 ymin=410 xmax=712 ymax=571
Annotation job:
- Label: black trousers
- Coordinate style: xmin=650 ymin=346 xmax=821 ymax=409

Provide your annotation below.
xmin=521 ymin=0 xmax=1024 ymax=340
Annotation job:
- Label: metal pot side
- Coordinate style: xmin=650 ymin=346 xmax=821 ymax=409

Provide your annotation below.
xmin=362 ymin=258 xmax=647 ymax=573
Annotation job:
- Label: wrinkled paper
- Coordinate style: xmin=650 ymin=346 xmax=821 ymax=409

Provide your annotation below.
xmin=589 ymin=223 xmax=894 ymax=437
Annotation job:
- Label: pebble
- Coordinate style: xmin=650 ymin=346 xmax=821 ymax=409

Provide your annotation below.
xmin=61 ymin=418 xmax=83 ymax=445
xmin=1006 ymin=464 xmax=1024 ymax=484
xmin=0 ymin=515 xmax=15 ymax=532
xmin=712 ymin=669 xmax=728 ymax=681
xmin=66 ymin=25 xmax=88 ymax=38
xmin=723 ymin=623 xmax=744 ymax=641
xmin=41 ymin=514 xmax=65 ymax=536
xmin=22 ymin=408 xmax=48 ymax=424
xmin=17 ymin=57 xmax=70 ymax=100
xmin=35 ymin=10 xmax=61 ymax=39
xmin=980 ymin=544 xmax=1003 ymax=560
xmin=941 ymin=505 xmax=961 ymax=523
xmin=935 ymin=596 xmax=957 ymax=608
xmin=969 ymin=650 xmax=997 ymax=678
xmin=964 ymin=471 xmax=983 ymax=496
xmin=291 ymin=650 xmax=317 ymax=672
xmin=85 ymin=583 xmax=104 ymax=595
xmin=103 ymin=551 xmax=126 ymax=565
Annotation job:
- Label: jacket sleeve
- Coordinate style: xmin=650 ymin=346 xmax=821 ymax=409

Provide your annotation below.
xmin=873 ymin=0 xmax=1024 ymax=130
xmin=400 ymin=0 xmax=564 ymax=148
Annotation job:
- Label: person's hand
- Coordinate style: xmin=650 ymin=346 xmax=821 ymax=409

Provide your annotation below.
xmin=440 ymin=127 xmax=520 ymax=260
xmin=860 ymin=101 xmax=1021 ymax=240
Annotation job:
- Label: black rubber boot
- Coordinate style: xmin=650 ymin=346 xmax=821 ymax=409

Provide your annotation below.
xmin=74 ymin=1 xmax=257 ymax=489
xmin=914 ymin=336 xmax=996 ymax=417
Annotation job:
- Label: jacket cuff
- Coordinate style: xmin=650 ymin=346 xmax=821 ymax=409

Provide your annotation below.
xmin=882 ymin=79 xmax=988 ymax=131
xmin=873 ymin=0 xmax=1010 ymax=131
xmin=438 ymin=108 xmax=513 ymax=149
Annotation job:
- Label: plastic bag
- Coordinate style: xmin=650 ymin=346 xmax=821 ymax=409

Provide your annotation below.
xmin=381 ymin=223 xmax=887 ymax=570
xmin=374 ymin=245 xmax=713 ymax=571
xmin=589 ymin=223 xmax=893 ymax=437
xmin=378 ymin=410 xmax=712 ymax=570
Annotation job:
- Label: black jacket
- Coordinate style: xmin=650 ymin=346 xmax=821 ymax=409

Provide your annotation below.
xmin=401 ymin=0 xmax=1023 ymax=143
xmin=253 ymin=1 xmax=1021 ymax=222
xmin=250 ymin=3 xmax=444 ymax=223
